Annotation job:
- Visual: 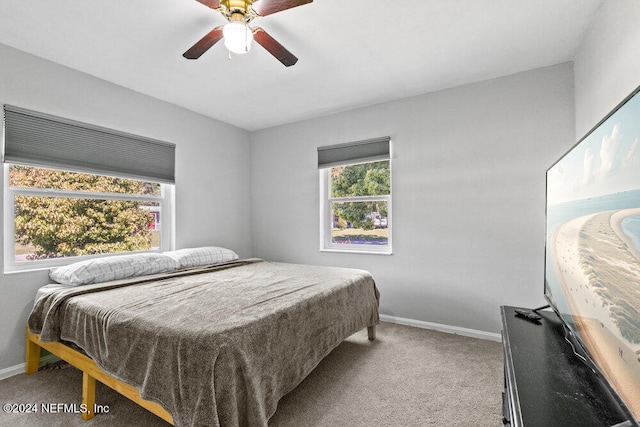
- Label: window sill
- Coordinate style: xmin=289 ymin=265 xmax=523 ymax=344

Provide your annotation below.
xmin=320 ymin=248 xmax=393 ymax=255
xmin=4 ymin=265 xmax=51 ymax=275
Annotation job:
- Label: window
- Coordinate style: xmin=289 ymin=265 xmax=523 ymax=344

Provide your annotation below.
xmin=2 ymin=105 xmax=175 ymax=272
xmin=4 ymin=165 xmax=172 ymax=270
xmin=318 ymin=138 xmax=392 ymax=254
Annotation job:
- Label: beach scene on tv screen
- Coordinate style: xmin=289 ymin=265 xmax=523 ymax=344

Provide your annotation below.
xmin=546 ymin=91 xmax=640 ymax=419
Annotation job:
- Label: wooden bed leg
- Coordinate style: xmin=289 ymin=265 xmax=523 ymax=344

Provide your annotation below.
xmin=367 ymin=325 xmax=376 ymax=341
xmin=25 ymin=328 xmax=41 ymax=375
xmin=82 ymin=372 xmax=96 ymax=421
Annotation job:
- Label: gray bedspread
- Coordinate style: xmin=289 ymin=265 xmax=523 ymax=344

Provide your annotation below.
xmin=28 ymin=259 xmax=380 ymax=426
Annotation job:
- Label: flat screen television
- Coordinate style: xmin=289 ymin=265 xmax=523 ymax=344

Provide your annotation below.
xmin=545 ymin=85 xmax=640 ymax=425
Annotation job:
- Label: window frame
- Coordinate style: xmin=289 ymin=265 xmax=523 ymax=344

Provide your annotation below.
xmin=3 ymin=163 xmax=175 ymax=273
xmin=319 ymin=160 xmax=392 ymax=255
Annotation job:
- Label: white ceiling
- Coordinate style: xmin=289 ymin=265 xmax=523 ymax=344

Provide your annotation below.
xmin=0 ymin=0 xmax=603 ymax=131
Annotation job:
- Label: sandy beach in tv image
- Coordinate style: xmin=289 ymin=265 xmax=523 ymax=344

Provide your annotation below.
xmin=552 ymin=208 xmax=640 ymax=417
xmin=546 ymin=92 xmax=640 ymax=420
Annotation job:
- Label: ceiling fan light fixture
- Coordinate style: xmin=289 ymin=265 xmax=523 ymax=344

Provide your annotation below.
xmin=223 ymin=22 xmax=253 ymax=54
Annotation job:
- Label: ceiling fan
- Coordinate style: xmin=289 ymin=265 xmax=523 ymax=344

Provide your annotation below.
xmin=183 ymin=0 xmax=313 ymax=67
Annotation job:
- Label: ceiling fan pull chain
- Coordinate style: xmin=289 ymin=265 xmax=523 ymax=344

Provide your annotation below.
xmin=228 ymin=50 xmax=231 ymax=61
xmin=245 ymin=22 xmax=249 ymax=53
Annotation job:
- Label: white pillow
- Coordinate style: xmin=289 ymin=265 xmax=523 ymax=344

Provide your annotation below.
xmin=164 ymin=246 xmax=238 ymax=268
xmin=49 ymin=253 xmax=180 ymax=286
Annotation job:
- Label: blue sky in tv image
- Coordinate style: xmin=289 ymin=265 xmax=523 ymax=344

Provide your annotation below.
xmin=547 ymin=90 xmax=640 ymax=205
xmin=545 ymin=88 xmax=640 ymax=421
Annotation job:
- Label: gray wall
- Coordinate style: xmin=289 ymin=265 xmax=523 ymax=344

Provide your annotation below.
xmin=574 ymin=0 xmax=640 ymax=137
xmin=0 ymin=44 xmax=252 ymax=370
xmin=250 ymin=63 xmax=575 ymax=335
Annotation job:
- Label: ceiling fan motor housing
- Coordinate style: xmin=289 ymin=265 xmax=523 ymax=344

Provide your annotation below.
xmin=223 ymin=0 xmax=256 ymax=23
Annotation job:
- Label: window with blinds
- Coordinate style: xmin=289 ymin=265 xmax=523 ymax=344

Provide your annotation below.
xmin=2 ymin=105 xmax=175 ymax=271
xmin=318 ymin=137 xmax=392 ymax=254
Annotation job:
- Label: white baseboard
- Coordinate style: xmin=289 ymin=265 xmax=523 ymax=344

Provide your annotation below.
xmin=380 ymin=314 xmax=502 ymax=342
xmin=0 ymin=354 xmax=59 ymax=381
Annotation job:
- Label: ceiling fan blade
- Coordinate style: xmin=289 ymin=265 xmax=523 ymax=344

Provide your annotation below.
xmin=251 ymin=0 xmax=312 ymax=16
xmin=183 ymin=26 xmax=225 ymax=59
xmin=194 ymin=0 xmax=221 ymax=9
xmin=253 ymin=27 xmax=298 ymax=67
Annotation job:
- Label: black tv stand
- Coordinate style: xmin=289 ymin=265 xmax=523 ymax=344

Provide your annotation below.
xmin=501 ymin=305 xmax=635 ymax=426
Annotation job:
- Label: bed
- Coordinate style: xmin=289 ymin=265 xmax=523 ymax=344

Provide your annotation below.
xmin=26 ymin=250 xmax=380 ymax=426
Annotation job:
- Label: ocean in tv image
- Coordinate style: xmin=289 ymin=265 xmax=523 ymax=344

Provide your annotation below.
xmin=545 ymin=90 xmax=640 ymax=421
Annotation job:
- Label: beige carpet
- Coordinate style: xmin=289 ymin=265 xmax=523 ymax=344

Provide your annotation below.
xmin=0 ymin=322 xmax=503 ymax=426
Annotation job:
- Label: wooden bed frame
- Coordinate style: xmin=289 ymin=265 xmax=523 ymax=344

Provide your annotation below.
xmin=26 ymin=325 xmax=376 ymax=423
xmin=25 ymin=328 xmax=173 ymax=424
